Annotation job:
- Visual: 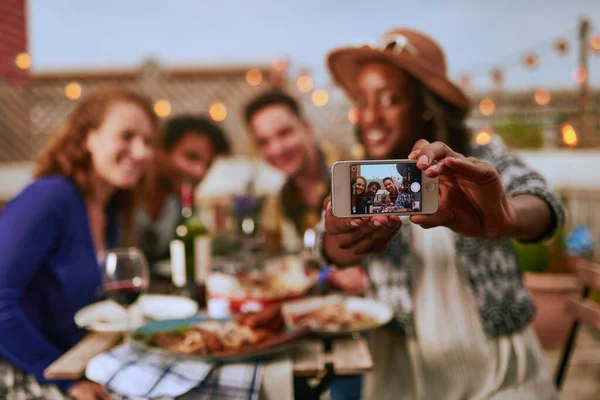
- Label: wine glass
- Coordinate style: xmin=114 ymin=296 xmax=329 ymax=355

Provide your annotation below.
xmin=102 ymin=247 xmax=150 ymax=334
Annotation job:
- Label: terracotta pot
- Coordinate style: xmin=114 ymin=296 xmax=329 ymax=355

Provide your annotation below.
xmin=524 ymin=272 xmax=580 ymax=350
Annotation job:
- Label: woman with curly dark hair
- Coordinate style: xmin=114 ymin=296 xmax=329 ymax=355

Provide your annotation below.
xmin=321 ymin=28 xmax=563 ymax=399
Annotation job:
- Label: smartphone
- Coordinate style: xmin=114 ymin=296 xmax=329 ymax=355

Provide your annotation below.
xmin=331 ymin=159 xmax=439 ymax=217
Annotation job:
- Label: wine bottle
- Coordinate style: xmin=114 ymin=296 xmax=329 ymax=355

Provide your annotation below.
xmin=169 ymin=182 xmax=211 ymax=308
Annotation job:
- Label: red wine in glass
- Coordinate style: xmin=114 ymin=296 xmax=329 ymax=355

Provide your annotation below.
xmin=104 ymin=281 xmax=146 ymax=307
xmin=102 ymin=248 xmax=151 ymax=334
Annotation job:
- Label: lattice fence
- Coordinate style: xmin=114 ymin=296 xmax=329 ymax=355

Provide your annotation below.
xmin=1 ymin=59 xmax=600 ymax=163
xmin=469 ymin=89 xmax=600 ymax=148
xmin=0 ymin=61 xmax=358 ymax=163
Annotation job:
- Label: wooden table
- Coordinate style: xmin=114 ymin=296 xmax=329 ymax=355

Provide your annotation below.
xmin=293 ymin=335 xmax=371 ymax=399
xmin=44 ymin=331 xmax=372 ymax=399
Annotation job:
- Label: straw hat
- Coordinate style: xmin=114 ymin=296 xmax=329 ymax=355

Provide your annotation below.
xmin=327 ymin=28 xmax=471 ymax=113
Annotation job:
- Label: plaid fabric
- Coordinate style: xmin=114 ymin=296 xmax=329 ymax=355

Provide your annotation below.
xmin=179 ymin=364 xmax=264 ymax=400
xmin=0 ymin=358 xmax=67 ymax=400
xmin=316 ymin=136 xmax=566 ymax=339
xmin=86 ymin=343 xmax=264 ymax=400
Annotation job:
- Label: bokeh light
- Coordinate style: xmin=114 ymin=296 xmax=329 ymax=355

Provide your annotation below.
xmin=154 ymin=99 xmax=172 ymax=118
xmin=64 ymin=82 xmax=82 ymax=100
xmin=245 ymin=69 xmax=263 ymax=86
xmin=479 ymin=98 xmax=495 ymax=116
xmin=209 ymin=102 xmax=227 ymax=121
xmin=15 ymin=53 xmax=31 ymax=70
xmin=312 ymin=89 xmax=329 ymax=107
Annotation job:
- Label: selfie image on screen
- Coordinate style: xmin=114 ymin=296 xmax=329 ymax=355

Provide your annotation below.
xmin=350 ymin=163 xmax=422 ymax=215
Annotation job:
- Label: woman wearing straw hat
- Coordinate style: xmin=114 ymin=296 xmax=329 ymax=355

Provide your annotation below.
xmin=318 ymin=28 xmax=563 ymax=399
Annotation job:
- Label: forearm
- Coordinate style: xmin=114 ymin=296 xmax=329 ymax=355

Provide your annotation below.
xmin=506 ymin=194 xmax=553 ymax=241
xmin=323 ymin=233 xmax=366 ymax=266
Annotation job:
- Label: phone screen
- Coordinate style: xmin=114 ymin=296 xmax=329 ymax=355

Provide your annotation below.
xmin=350 ymin=162 xmax=422 ymax=215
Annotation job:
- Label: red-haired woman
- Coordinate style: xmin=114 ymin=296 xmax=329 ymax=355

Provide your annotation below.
xmin=0 ymin=86 xmax=159 ymax=399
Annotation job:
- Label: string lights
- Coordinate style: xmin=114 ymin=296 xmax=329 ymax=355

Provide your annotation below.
xmin=462 ymin=22 xmax=598 ymax=149
xmin=311 ymin=89 xmax=329 ymax=107
xmin=522 ymin=52 xmax=539 ymax=69
xmin=554 ymin=39 xmax=570 ymax=55
xmin=533 ymin=88 xmax=551 ymax=106
xmin=478 ymin=98 xmax=496 ymax=116
xmin=296 ymin=70 xmax=314 ymax=93
xmin=209 ymin=102 xmax=227 ymax=122
xmin=245 ymin=69 xmax=263 ymax=86
xmin=458 ymin=25 xmax=587 ymax=90
xmin=14 ymin=52 xmax=31 ymax=70
xmin=475 ymin=126 xmax=494 ymax=146
xmin=64 ymin=82 xmax=82 ymax=100
xmin=154 ymin=99 xmax=171 ymax=118
xmin=561 ymin=122 xmax=579 ymax=147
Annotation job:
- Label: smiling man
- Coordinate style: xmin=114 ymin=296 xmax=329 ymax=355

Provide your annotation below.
xmin=244 ymin=90 xmax=335 ymax=235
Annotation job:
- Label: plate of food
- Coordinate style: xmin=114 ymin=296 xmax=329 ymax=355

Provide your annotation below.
xmin=281 ymin=295 xmax=394 ymax=337
xmin=207 ymin=255 xmax=319 ymax=313
xmin=130 ymin=305 xmax=309 ymax=362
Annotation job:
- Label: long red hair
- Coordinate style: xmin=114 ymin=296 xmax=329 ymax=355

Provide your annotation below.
xmin=35 ymin=85 xmax=159 ymax=244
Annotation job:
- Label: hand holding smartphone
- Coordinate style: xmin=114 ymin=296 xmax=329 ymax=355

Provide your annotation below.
xmin=331 ymin=159 xmax=439 ymax=218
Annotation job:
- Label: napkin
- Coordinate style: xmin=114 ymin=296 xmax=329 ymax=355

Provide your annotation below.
xmin=86 ymin=343 xmax=264 ymax=400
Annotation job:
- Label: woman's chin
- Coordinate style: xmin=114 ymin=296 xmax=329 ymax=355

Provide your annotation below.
xmin=366 ymin=146 xmax=393 ymax=160
xmin=112 ymin=176 xmax=140 ymax=190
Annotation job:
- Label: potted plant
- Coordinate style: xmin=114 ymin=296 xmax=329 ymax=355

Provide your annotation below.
xmin=494 ymin=116 xmax=544 ymax=149
xmin=515 ymin=232 xmax=578 ymax=350
xmin=515 ymin=223 xmax=594 ymax=350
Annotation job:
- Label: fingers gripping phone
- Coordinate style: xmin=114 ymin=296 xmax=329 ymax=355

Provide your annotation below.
xmin=331 ymin=160 xmax=439 ymax=217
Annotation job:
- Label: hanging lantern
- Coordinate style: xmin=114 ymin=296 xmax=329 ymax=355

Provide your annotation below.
xmin=590 ymin=35 xmax=600 ymax=54
xmin=554 ymin=39 xmax=569 ymax=55
xmin=533 ymin=89 xmax=551 ymax=106
xmin=522 ymin=52 xmax=538 ymax=69
xmin=490 ymin=68 xmax=503 ymax=86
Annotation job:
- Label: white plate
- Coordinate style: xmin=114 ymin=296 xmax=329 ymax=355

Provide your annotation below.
xmin=281 ymin=295 xmax=394 ymax=337
xmin=138 ymin=295 xmax=198 ymax=320
xmin=75 ymin=295 xmax=199 ymax=332
xmin=74 ymin=300 xmax=145 ymax=333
